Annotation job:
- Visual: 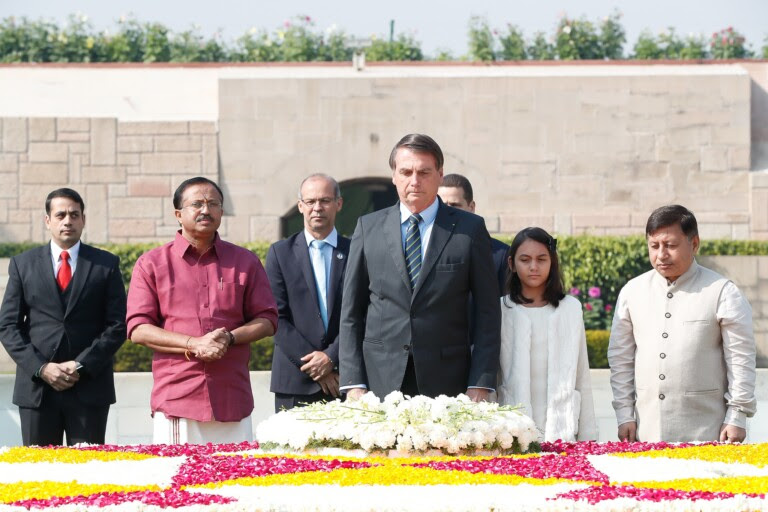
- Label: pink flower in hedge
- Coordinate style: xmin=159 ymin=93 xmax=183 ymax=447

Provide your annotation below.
xmin=585 ymin=303 xmax=593 ymax=311
xmin=569 ymin=287 xmax=581 ymax=296
xmin=588 ymin=286 xmax=601 ymax=298
xmin=605 ymin=304 xmax=613 ymax=313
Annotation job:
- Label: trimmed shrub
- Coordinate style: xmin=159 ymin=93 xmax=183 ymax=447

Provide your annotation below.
xmin=586 ymin=330 xmax=610 ymax=368
xmin=3 ymin=236 xmax=767 ymax=371
xmin=114 ymin=337 xmax=274 ymax=372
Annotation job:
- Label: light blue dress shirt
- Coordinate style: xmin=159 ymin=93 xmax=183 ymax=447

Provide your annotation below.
xmin=304 ymin=228 xmax=338 ymax=331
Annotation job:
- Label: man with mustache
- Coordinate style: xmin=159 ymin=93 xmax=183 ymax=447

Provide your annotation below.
xmin=266 ymin=174 xmax=349 ymax=411
xmin=126 ymin=177 xmax=277 ymax=444
xmin=608 ymin=205 xmax=756 ymax=442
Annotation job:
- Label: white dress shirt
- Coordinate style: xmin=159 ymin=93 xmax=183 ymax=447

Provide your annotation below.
xmin=50 ymin=240 xmax=81 ymax=277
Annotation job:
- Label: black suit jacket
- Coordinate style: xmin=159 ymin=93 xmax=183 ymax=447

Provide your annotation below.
xmin=339 ymin=200 xmax=501 ymax=398
xmin=266 ymin=232 xmax=350 ymax=395
xmin=0 ymin=243 xmax=127 ymax=408
xmin=491 ymin=237 xmax=510 ymax=296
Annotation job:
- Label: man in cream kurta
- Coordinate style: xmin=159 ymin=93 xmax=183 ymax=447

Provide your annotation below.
xmin=608 ymin=205 xmax=756 ymax=443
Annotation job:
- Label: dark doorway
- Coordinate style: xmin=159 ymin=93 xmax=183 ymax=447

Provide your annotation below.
xmin=280 ymin=177 xmax=398 ymax=238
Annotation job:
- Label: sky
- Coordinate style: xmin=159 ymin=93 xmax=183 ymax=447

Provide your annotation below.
xmin=1 ymin=0 xmax=767 ymax=58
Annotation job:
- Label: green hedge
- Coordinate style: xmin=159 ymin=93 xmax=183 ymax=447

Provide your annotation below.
xmin=496 ymin=235 xmax=768 ymax=330
xmin=1 ymin=13 xmax=765 ymax=63
xmin=3 ymin=236 xmax=767 ymax=370
xmin=114 ymin=337 xmax=274 ymax=372
xmin=114 ymin=331 xmax=611 ymax=371
xmin=586 ymin=330 xmax=610 ymax=368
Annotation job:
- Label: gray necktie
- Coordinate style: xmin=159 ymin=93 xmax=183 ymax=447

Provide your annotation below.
xmin=405 ymin=214 xmax=422 ymax=289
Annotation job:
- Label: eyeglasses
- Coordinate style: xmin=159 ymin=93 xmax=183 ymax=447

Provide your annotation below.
xmin=181 ymin=200 xmax=223 ymax=211
xmin=300 ymin=197 xmax=336 ymax=208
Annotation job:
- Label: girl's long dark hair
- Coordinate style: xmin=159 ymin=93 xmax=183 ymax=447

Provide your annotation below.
xmin=504 ymin=227 xmax=565 ymax=308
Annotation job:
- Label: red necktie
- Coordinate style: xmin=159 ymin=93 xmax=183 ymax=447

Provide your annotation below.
xmin=57 ymin=251 xmax=71 ymax=291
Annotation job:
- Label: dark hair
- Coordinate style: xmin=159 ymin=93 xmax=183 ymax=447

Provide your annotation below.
xmin=645 ymin=204 xmax=698 ymax=239
xmin=441 ymin=173 xmax=473 ymax=203
xmin=504 ymin=227 xmax=565 ymax=308
xmin=46 ymin=188 xmax=85 ymax=214
xmin=173 ymin=177 xmax=224 ymax=210
xmin=388 ymin=133 xmax=444 ymax=171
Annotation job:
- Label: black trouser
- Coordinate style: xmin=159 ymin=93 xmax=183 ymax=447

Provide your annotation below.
xmin=400 ymin=355 xmax=420 ymax=397
xmin=19 ymin=388 xmax=109 ymax=446
xmin=274 ymin=391 xmax=338 ymax=413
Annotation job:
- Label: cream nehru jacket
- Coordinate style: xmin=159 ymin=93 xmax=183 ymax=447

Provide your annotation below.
xmin=608 ymin=260 xmax=756 ymax=442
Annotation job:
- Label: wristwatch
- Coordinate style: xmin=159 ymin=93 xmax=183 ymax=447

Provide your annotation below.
xmin=226 ymin=330 xmax=235 ymax=347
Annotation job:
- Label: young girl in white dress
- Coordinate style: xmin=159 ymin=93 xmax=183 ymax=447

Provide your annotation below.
xmin=497 ymin=227 xmax=597 ymax=442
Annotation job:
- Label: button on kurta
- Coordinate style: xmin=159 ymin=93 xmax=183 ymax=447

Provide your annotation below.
xmin=659 ymin=374 xmax=665 ymax=380
xmin=662 ymin=332 xmax=668 ymax=338
xmin=667 ymin=292 xmax=673 ymax=298
xmin=660 ymin=353 xmax=666 ymax=359
xmin=403 ymin=345 xmax=410 ymax=351
xmin=665 ymin=312 xmax=671 ymax=318
xmin=659 ymin=394 xmax=665 ymax=400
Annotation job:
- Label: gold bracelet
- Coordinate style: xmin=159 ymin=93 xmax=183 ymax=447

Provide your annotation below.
xmin=184 ymin=336 xmax=192 ymax=361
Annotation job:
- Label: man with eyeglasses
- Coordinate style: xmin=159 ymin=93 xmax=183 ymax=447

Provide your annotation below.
xmin=126 ymin=177 xmax=277 ymax=443
xmin=265 ymin=174 xmax=350 ymax=411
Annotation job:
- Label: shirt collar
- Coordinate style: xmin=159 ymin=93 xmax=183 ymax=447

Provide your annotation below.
xmin=665 ymin=259 xmax=699 ymax=287
xmin=399 ymin=197 xmax=439 ymax=226
xmin=172 ymin=230 xmax=221 ymax=258
xmin=51 ymin=239 xmax=81 ymax=262
xmin=304 ymin=228 xmax=338 ymax=248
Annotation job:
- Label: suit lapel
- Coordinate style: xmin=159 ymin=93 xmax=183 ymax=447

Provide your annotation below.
xmin=65 ymin=244 xmax=92 ymax=318
xmin=293 ymin=235 xmax=321 ymax=312
xmin=412 ymin=203 xmax=456 ymax=299
xmin=383 ymin=205 xmax=412 ymax=292
xmin=327 ymin=240 xmax=347 ymax=316
xmin=38 ymin=246 xmax=64 ymax=317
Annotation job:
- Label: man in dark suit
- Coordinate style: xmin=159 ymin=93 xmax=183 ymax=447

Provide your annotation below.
xmin=438 ymin=173 xmax=509 ymax=296
xmin=340 ymin=134 xmax=501 ymax=402
xmin=0 ymin=188 xmax=127 ymax=446
xmin=267 ymin=174 xmax=350 ymax=412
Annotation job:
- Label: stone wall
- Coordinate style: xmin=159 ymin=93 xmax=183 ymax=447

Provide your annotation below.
xmin=0 ymin=118 xmax=218 ymax=243
xmin=217 ymin=66 xmax=761 ymax=241
xmin=0 ymin=64 xmax=766 ymax=243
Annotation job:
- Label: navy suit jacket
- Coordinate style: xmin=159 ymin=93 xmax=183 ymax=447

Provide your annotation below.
xmin=266 ymin=232 xmax=350 ymax=395
xmin=0 ymin=243 xmax=127 ymax=408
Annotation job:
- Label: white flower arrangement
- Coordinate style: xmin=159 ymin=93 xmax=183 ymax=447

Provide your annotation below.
xmin=256 ymin=392 xmax=541 ymax=455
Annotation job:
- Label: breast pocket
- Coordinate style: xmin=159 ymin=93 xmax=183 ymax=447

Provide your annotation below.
xmin=219 ymin=282 xmax=245 ymax=313
xmin=436 ymin=262 xmax=465 ymax=272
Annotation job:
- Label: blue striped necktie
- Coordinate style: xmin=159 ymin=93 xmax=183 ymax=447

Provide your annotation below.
xmin=405 ymin=214 xmax=422 ymax=289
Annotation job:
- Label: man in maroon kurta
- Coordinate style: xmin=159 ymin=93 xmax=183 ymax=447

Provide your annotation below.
xmin=126 ymin=177 xmax=277 ymax=443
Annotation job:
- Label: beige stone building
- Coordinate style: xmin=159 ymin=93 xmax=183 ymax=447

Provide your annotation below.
xmin=1 ymin=62 xmax=767 ymax=242
xmin=1 ymin=61 xmax=768 ymax=367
